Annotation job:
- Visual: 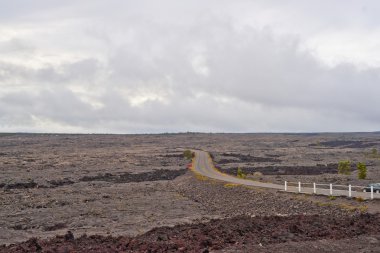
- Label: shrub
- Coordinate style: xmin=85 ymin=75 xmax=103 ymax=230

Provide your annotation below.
xmin=338 ymin=160 xmax=351 ymax=175
xmin=183 ymin=150 xmax=193 ymax=160
xmin=357 ymin=162 xmax=367 ymax=179
xmin=237 ymin=167 xmax=246 ymax=179
xmin=368 ymin=148 xmax=380 ymax=158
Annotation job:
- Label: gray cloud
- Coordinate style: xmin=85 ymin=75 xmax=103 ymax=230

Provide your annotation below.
xmin=0 ymin=1 xmax=380 ymax=133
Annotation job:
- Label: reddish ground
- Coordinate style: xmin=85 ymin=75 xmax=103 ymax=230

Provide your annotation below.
xmin=1 ymin=214 xmax=380 ymax=252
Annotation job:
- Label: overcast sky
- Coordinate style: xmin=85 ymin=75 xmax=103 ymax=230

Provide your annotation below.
xmin=1 ymin=0 xmax=380 ymax=133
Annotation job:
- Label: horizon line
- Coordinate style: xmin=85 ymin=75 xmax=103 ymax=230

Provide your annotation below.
xmin=0 ymin=131 xmax=379 ymax=135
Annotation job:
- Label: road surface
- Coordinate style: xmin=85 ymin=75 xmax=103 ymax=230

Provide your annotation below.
xmin=191 ymin=150 xmax=380 ymax=199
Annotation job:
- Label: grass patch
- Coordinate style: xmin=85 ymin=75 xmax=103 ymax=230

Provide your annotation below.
xmin=315 ymin=201 xmax=368 ymax=213
xmin=315 ymin=201 xmax=333 ymax=207
xmin=194 ymin=172 xmax=208 ymax=181
xmin=355 ymin=196 xmax=365 ymax=202
xmin=224 ymin=183 xmax=240 ymax=188
xmin=339 ymin=203 xmax=368 ymax=213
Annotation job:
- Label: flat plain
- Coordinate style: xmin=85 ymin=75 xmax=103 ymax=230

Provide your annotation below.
xmin=1 ymin=133 xmax=380 ymax=252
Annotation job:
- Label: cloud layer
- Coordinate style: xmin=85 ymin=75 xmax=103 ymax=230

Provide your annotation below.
xmin=1 ymin=0 xmax=380 ymax=133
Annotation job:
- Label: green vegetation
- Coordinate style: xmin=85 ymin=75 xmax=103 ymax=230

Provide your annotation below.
xmin=365 ymin=148 xmax=380 ymax=159
xmin=224 ymin=183 xmax=239 ymax=188
xmin=183 ymin=150 xmax=194 ymax=160
xmin=328 ymin=195 xmax=337 ymax=200
xmin=338 ymin=160 xmax=351 ymax=175
xmin=339 ymin=203 xmax=368 ymax=213
xmin=357 ymin=162 xmax=367 ymax=179
xmin=237 ymin=167 xmax=246 ymax=179
xmin=316 ymin=201 xmax=368 ymax=213
xmin=194 ymin=172 xmax=207 ymax=181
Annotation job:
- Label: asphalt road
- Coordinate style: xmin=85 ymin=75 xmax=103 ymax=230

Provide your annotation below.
xmin=192 ymin=150 xmax=380 ymax=200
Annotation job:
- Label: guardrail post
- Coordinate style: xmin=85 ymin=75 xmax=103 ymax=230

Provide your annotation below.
xmin=284 ymin=181 xmax=287 ymax=191
xmin=330 ymin=184 xmax=333 ymax=196
xmin=349 ymin=184 xmax=352 ymax=198
xmin=313 ymin=182 xmax=316 ymax=194
xmin=298 ymin=182 xmax=301 ymax=193
xmin=371 ymin=185 xmax=374 ymax=200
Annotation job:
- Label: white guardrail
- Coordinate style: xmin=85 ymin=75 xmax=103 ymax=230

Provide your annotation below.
xmin=284 ymin=181 xmax=379 ymax=200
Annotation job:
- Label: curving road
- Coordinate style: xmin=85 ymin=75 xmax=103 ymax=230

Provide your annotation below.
xmin=192 ymin=150 xmax=379 ymax=199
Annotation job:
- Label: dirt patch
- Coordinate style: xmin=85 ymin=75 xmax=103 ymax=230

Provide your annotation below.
xmin=2 ymin=214 xmax=380 ymax=253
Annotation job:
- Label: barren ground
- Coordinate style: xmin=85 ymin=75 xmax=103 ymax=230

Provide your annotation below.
xmin=1 ymin=133 xmax=380 ymax=252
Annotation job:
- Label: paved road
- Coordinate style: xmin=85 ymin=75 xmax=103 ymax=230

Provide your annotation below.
xmin=192 ymin=150 xmax=380 ymax=199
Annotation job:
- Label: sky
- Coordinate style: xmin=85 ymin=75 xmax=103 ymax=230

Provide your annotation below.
xmin=1 ymin=0 xmax=380 ymax=133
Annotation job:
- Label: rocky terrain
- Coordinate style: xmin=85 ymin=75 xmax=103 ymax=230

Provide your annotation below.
xmin=2 ymin=213 xmax=380 ymax=252
xmin=175 ymin=174 xmax=359 ymax=217
xmin=1 ymin=133 xmax=380 ymax=252
xmin=210 ymin=133 xmax=380 ymax=187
